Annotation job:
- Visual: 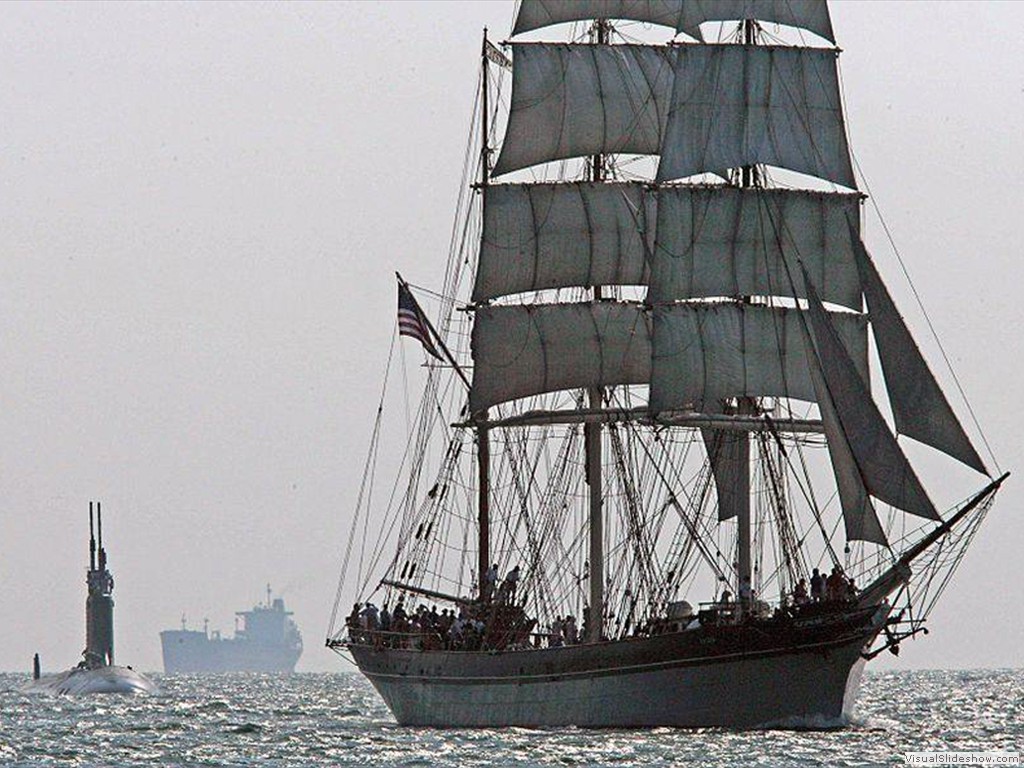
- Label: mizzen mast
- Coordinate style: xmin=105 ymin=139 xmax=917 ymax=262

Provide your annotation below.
xmin=583 ymin=16 xmax=611 ymax=644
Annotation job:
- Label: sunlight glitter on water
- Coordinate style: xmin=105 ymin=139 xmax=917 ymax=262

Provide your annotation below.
xmin=1 ymin=670 xmax=1020 ymax=767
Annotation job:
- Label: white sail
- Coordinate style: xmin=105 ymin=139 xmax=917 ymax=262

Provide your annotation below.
xmin=513 ymin=0 xmax=686 ymax=36
xmin=656 ymin=45 xmax=855 ymax=189
xmin=803 ymin=270 xmax=939 ymax=522
xmin=493 ymin=43 xmax=674 ymax=177
xmin=650 ymin=303 xmax=867 ymax=411
xmin=470 ymin=302 xmax=652 ymax=413
xmin=475 ymin=182 xmax=653 ymax=302
xmin=853 ymin=235 xmax=987 ymax=474
xmin=701 ymin=429 xmax=750 ymax=521
xmin=649 ymin=187 xmax=862 ymax=309
xmin=805 ymin=333 xmax=888 ymax=544
xmin=679 ymin=0 xmax=834 ymax=43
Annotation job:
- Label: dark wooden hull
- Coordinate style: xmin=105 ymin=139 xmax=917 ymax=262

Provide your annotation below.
xmin=349 ymin=603 xmax=886 ymax=727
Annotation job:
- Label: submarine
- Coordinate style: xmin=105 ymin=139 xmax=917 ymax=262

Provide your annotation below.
xmin=26 ymin=502 xmax=157 ymax=695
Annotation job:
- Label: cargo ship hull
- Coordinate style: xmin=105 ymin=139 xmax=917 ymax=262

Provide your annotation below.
xmin=160 ymin=630 xmax=301 ymax=673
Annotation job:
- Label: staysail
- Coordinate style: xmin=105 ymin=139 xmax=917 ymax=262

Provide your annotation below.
xmin=853 ymin=232 xmax=987 ymax=474
xmin=805 ymin=338 xmax=888 ymax=545
xmin=803 ymin=269 xmax=940 ymax=524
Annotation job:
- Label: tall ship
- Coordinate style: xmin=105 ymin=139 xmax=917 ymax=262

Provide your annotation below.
xmin=28 ymin=502 xmax=157 ymax=695
xmin=327 ymin=0 xmax=1007 ymax=727
xmin=161 ymin=586 xmax=302 ymax=673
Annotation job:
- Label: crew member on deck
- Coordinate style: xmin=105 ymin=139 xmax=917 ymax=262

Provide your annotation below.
xmin=483 ymin=563 xmax=498 ymax=601
xmin=826 ymin=566 xmax=845 ymax=601
xmin=502 ymin=565 xmax=521 ymax=604
xmin=810 ymin=568 xmax=824 ymax=602
xmin=793 ymin=579 xmax=809 ymax=605
xmin=739 ymin=575 xmax=753 ymax=605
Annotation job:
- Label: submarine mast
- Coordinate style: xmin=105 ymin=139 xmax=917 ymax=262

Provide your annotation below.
xmin=85 ymin=501 xmax=115 ymax=668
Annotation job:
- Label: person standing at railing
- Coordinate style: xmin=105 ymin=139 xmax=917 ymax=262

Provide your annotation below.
xmin=810 ymin=568 xmax=824 ymax=602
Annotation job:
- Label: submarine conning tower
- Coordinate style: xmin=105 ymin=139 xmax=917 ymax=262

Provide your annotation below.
xmin=85 ymin=501 xmax=114 ymax=669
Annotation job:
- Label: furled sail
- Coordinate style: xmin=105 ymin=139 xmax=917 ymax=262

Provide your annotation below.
xmin=492 ymin=44 xmax=674 ymax=177
xmin=510 ymin=0 xmax=835 ymax=44
xmin=475 ymin=182 xmax=653 ymax=302
xmin=802 ymin=270 xmax=940 ymax=522
xmin=853 ymin=234 xmax=987 ymax=474
xmin=650 ymin=303 xmax=867 ymax=412
xmin=656 ymin=45 xmax=855 ymax=189
xmin=470 ymin=302 xmax=652 ymax=413
xmin=701 ymin=429 xmax=750 ymax=521
xmin=649 ymin=187 xmax=862 ymax=309
xmin=513 ymin=1 xmax=686 ymax=36
xmin=679 ymin=0 xmax=835 ymax=43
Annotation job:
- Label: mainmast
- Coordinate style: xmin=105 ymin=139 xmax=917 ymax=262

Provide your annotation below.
xmin=477 ymin=28 xmax=492 ymax=597
xmin=734 ymin=17 xmax=759 ymax=612
xmin=585 ymin=17 xmax=610 ymax=644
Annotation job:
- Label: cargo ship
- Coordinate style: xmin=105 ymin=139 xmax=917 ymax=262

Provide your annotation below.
xmin=161 ymin=586 xmax=302 ymax=673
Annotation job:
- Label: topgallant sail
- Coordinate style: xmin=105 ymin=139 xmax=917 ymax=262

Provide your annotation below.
xmin=328 ymin=0 xmax=1007 ymax=728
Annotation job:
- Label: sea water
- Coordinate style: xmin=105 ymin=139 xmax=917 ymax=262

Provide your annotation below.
xmin=0 ymin=670 xmax=1019 ymax=766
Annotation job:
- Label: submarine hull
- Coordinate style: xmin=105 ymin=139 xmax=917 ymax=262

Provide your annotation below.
xmin=26 ymin=665 xmax=157 ymax=695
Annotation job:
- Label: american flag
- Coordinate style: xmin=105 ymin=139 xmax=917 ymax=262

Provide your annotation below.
xmin=398 ymin=281 xmax=442 ymax=360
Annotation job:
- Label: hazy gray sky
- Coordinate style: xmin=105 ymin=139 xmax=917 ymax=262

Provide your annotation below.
xmin=0 ymin=1 xmax=1021 ymax=675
